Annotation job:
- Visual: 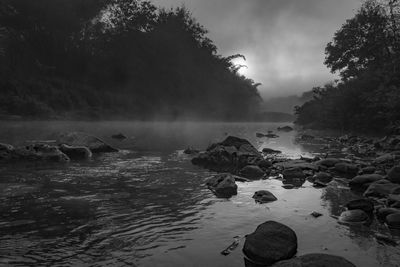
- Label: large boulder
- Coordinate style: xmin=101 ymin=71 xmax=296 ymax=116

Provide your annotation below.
xmin=338 ymin=209 xmax=370 ymax=225
xmin=0 ymin=143 xmax=14 ymax=160
xmin=59 ymin=144 xmax=92 ymax=160
xmin=243 ymin=221 xmax=297 ymax=266
xmin=349 ymin=174 xmax=384 ymax=188
xmin=192 ymin=136 xmax=262 ymax=173
xmin=13 ymin=144 xmax=70 ymax=162
xmin=240 ymin=165 xmax=265 ymax=180
xmin=388 ymin=165 xmax=400 ymax=184
xmin=364 ymin=181 xmax=400 ymax=198
xmin=253 ymin=190 xmax=277 ymax=203
xmin=57 ymin=132 xmax=118 ymax=153
xmin=272 ymin=254 xmax=356 ymax=267
xmin=205 ymin=173 xmax=238 ymax=198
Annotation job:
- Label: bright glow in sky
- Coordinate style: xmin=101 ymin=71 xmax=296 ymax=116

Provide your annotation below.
xmin=152 ymin=0 xmax=361 ymax=99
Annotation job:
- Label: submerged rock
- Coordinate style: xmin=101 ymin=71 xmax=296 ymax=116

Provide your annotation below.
xmin=338 ymin=209 xmax=370 ymax=225
xmin=253 ymin=190 xmax=277 ymax=203
xmin=277 ymin=126 xmax=294 ymax=132
xmin=243 ymin=221 xmax=297 ymax=266
xmin=240 ymin=165 xmax=265 ymax=180
xmin=57 ymin=132 xmax=118 ymax=153
xmin=272 ymin=253 xmax=356 ymax=267
xmin=205 ymin=173 xmax=238 ymax=198
xmin=59 ymin=144 xmax=92 ymax=160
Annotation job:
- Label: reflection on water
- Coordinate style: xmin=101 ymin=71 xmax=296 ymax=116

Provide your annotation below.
xmin=0 ymin=121 xmax=399 ymax=267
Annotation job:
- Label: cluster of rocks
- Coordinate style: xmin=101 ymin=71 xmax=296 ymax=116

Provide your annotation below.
xmin=0 ymin=132 xmax=118 ymax=163
xmin=190 ymin=132 xmax=400 ymax=264
xmin=243 ymin=221 xmax=356 ymax=266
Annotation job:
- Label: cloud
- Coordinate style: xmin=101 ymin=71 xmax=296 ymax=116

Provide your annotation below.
xmin=152 ymin=0 xmax=361 ymax=99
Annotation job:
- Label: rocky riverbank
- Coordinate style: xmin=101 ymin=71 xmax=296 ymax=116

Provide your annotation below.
xmin=188 ymin=127 xmax=400 ymax=266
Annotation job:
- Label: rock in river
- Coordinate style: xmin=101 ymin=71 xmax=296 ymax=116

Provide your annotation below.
xmin=205 ymin=173 xmax=238 ymax=198
xmin=282 ymin=167 xmax=306 ymax=179
xmin=316 ymin=158 xmax=341 ymax=168
xmin=277 ymin=126 xmax=293 ymax=132
xmin=57 ymin=132 xmax=118 ymax=153
xmin=59 ymin=144 xmax=92 ymax=160
xmin=192 ymin=136 xmax=262 ymax=173
xmin=272 ymin=253 xmax=356 ymax=267
xmin=338 ymin=209 xmax=370 ymax=225
xmin=0 ymin=143 xmax=14 ymax=160
xmin=243 ymin=221 xmax=297 ymax=266
xmin=253 ymin=190 xmax=277 ymax=203
xmin=240 ymin=165 xmax=265 ymax=180
xmin=13 ymin=144 xmax=70 ymax=162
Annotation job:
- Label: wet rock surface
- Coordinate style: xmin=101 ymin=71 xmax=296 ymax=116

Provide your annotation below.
xmin=243 ymin=221 xmax=297 ymax=266
xmin=192 ymin=136 xmax=263 ymax=173
xmin=338 ymin=209 xmax=370 ymax=225
xmin=252 ymin=190 xmax=277 ymax=203
xmin=57 ymin=132 xmax=118 ymax=153
xmin=205 ymin=173 xmax=238 ymax=198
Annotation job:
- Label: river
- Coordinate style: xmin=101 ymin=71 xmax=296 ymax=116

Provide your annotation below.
xmin=0 ymin=121 xmax=399 ymax=266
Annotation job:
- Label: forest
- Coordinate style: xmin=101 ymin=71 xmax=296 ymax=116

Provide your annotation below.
xmin=295 ymin=0 xmax=400 ymax=133
xmin=0 ymin=0 xmax=262 ymax=120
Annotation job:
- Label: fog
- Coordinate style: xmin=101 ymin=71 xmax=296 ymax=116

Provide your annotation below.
xmin=153 ymin=0 xmax=361 ymax=99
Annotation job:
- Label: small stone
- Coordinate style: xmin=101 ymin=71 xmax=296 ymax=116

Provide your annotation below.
xmin=311 ymin=211 xmax=323 ymax=218
xmin=253 ymin=190 xmax=277 ymax=203
xmin=338 ymin=209 xmax=369 ymax=225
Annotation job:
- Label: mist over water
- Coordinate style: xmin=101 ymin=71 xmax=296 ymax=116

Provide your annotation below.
xmin=0 ymin=121 xmax=399 ymax=267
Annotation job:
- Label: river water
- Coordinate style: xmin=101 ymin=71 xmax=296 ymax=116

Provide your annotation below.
xmin=0 ymin=121 xmax=399 ymax=267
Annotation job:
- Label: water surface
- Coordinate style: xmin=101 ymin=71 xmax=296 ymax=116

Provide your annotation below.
xmin=0 ymin=121 xmax=399 ymax=267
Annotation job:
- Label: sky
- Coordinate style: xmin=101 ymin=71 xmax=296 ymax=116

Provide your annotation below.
xmin=152 ymin=0 xmax=362 ymax=99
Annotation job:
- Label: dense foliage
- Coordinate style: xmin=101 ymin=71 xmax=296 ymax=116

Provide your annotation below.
xmin=296 ymin=0 xmax=400 ymax=132
xmin=0 ymin=0 xmax=262 ymax=120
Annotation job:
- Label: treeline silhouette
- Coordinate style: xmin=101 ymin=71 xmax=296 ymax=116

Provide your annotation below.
xmin=0 ymin=0 xmax=262 ymax=120
xmin=296 ymin=0 xmax=400 ymax=132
